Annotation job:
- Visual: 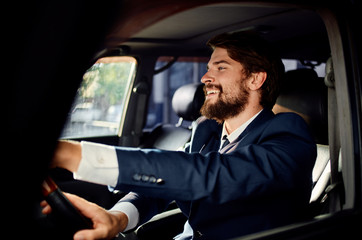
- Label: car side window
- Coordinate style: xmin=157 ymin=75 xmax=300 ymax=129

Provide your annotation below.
xmin=283 ymin=59 xmax=326 ymax=77
xmin=61 ymin=56 xmax=137 ymax=138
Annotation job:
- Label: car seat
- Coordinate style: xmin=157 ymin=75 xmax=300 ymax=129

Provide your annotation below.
xmin=272 ymin=68 xmax=330 ymax=215
xmin=139 ymin=83 xmax=204 ymax=150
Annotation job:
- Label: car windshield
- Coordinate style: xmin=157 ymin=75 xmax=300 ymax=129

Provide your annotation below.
xmin=60 ymin=56 xmax=137 ymax=138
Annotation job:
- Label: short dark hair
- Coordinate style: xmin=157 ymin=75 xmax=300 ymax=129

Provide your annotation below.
xmin=207 ymin=31 xmax=285 ymax=109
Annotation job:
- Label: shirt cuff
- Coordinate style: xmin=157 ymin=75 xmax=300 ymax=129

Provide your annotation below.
xmin=109 ymin=202 xmax=140 ymax=232
xmin=74 ymin=141 xmax=119 ymax=187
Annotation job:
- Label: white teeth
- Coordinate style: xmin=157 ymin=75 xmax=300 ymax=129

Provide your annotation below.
xmin=207 ymin=90 xmax=220 ymax=95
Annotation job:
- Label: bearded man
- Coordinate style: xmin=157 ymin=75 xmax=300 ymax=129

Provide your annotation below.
xmin=43 ymin=32 xmax=316 ymax=240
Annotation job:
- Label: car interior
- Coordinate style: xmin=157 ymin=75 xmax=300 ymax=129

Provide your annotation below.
xmin=9 ymin=1 xmax=361 ymax=239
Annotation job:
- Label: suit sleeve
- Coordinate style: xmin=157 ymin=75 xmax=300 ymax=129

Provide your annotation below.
xmin=114 ymin=113 xmax=316 ymax=204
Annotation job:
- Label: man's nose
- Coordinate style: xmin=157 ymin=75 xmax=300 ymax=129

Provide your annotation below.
xmin=201 ymin=71 xmax=214 ymax=84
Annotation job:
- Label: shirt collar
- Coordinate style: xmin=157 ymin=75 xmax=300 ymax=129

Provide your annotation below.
xmin=220 ymin=110 xmax=263 ymax=145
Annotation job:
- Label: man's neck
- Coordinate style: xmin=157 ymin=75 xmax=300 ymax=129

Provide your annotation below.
xmin=224 ymin=105 xmax=263 ymax=135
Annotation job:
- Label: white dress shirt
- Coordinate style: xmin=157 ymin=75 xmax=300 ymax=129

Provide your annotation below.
xmin=219 ymin=110 xmax=261 ymax=150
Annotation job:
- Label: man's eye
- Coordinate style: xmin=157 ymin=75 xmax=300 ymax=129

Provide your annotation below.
xmin=218 ymin=66 xmax=226 ymax=70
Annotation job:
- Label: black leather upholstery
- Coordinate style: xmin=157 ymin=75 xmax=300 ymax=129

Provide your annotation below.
xmin=274 ymin=68 xmax=328 ymax=144
xmin=172 ymin=83 xmax=205 ymax=121
xmin=141 ymin=126 xmax=193 ymax=151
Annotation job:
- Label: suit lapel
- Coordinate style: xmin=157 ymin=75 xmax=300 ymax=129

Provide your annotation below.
xmin=192 ymin=109 xmax=275 ymax=154
xmin=220 ymin=109 xmax=275 ymax=153
xmin=235 ymin=109 xmax=274 ymax=141
xmin=189 ymin=117 xmax=222 ymax=154
xmin=200 ymin=133 xmax=220 ymax=154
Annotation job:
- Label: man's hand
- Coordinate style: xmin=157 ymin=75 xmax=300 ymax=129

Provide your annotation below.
xmin=52 ymin=140 xmax=82 ymax=172
xmin=41 ymin=193 xmax=128 ymax=240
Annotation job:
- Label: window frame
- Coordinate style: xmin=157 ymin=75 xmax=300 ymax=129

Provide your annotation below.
xmin=60 ymin=56 xmax=137 ymax=139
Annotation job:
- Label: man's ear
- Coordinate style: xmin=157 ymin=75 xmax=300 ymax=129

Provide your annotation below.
xmin=247 ymin=72 xmax=267 ymax=91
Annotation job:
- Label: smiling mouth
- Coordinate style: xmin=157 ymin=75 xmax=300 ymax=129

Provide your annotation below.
xmin=203 ymin=84 xmax=222 ymax=98
xmin=206 ymin=90 xmax=220 ymax=95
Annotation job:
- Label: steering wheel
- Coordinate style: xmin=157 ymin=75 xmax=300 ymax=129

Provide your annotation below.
xmin=42 ymin=176 xmax=93 ymax=235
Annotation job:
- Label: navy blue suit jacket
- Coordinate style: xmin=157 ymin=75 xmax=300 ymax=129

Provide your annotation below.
xmin=114 ymin=109 xmax=317 ymax=239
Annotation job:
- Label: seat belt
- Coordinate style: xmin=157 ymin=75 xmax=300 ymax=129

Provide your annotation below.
xmin=324 ymin=57 xmax=345 ymax=212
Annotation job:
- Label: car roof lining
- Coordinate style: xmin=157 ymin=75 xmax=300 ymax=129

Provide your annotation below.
xmin=131 ymin=5 xmax=289 ymax=40
xmin=106 ymin=3 xmax=329 ymax=61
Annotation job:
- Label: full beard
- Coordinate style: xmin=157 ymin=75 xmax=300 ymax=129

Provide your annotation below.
xmin=200 ymin=84 xmax=249 ymax=124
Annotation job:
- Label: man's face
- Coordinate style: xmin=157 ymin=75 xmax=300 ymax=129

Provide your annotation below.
xmin=200 ymin=47 xmax=250 ymax=123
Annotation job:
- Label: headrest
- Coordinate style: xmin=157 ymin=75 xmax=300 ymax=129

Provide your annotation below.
xmin=273 ymin=68 xmax=328 ymax=144
xmin=172 ymin=83 xmax=205 ymax=121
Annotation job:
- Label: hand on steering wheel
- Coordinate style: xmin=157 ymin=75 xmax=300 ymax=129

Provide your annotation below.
xmin=41 ymin=177 xmax=128 ymax=240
